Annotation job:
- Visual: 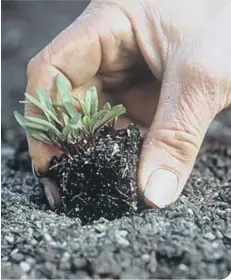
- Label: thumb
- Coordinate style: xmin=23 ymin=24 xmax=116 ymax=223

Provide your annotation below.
xmin=138 ymin=58 xmax=218 ymax=208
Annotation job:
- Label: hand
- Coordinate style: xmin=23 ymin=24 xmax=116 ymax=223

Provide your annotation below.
xmin=26 ymin=0 xmax=231 ymax=209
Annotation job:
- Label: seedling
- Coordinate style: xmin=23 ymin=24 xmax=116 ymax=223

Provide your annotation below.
xmin=14 ymin=74 xmax=126 ymax=155
xmin=13 ymin=74 xmax=141 ymax=223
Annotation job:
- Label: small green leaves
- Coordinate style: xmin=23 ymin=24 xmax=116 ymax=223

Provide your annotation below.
xmin=92 ymin=105 xmax=126 ymax=134
xmin=25 ymin=116 xmax=61 ymax=136
xmin=24 ymin=93 xmax=44 ymax=111
xmin=75 ymin=96 xmax=88 ymax=116
xmin=14 ymin=111 xmax=27 ymax=127
xmin=24 ymin=91 xmax=62 ymax=126
xmin=56 ymin=74 xmax=76 ymax=118
xmin=85 ymin=87 xmax=98 ymax=117
xmin=14 ymin=75 xmax=126 ymax=151
xmin=26 ymin=129 xmax=53 ymax=144
xmin=69 ymin=113 xmax=82 ymax=129
xmin=36 ymin=88 xmax=62 ymax=125
xmin=103 ymin=102 xmax=111 ymax=111
xmin=14 ymin=112 xmax=61 ymax=136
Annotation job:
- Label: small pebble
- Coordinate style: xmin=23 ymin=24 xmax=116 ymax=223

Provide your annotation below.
xmin=119 ymin=230 xmax=128 ymax=237
xmin=116 ymin=237 xmax=130 ymax=247
xmin=61 ymin=252 xmax=70 ymax=262
xmin=204 ymin=232 xmax=216 ymax=241
xmin=5 ymin=235 xmax=14 ymax=244
xmin=68 ymin=242 xmax=80 ymax=252
xmin=10 ymin=248 xmax=19 ymax=256
xmin=179 ymin=264 xmax=188 ymax=272
xmin=115 ymin=230 xmax=129 ymax=247
xmin=72 ymin=258 xmax=87 ymax=270
xmin=20 ymin=261 xmax=31 ymax=272
xmin=43 ymin=233 xmax=52 ymax=242
xmin=10 ymin=252 xmax=24 ymax=263
xmin=31 ymin=239 xmax=38 ymax=246
xmin=35 ymin=221 xmax=42 ymax=229
xmin=94 ymin=224 xmax=105 ymax=233
xmin=26 ymin=257 xmax=35 ymax=264
xmin=141 ymin=254 xmax=150 ymax=263
xmin=216 ymin=231 xmax=223 ymax=239
xmin=59 ymin=261 xmax=71 ymax=270
xmin=187 ymin=208 xmax=194 ymax=216
xmin=2 ymin=256 xmax=8 ymax=262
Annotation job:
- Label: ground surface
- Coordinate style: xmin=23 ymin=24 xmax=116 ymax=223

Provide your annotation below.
xmin=1 ymin=139 xmax=231 ymax=279
xmin=1 ymin=1 xmax=231 ymax=279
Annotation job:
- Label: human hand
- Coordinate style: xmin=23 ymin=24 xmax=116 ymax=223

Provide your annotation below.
xmin=26 ymin=0 xmax=231 ymax=209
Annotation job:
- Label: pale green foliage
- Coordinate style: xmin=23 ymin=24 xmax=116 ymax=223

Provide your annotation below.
xmin=14 ymin=74 xmax=126 ymax=150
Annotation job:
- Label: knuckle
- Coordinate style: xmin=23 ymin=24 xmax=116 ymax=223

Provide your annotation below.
xmin=154 ymin=125 xmax=201 ymax=164
xmin=169 ymin=130 xmax=199 ymax=164
xmin=27 ymin=48 xmax=49 ymax=78
xmin=27 ymin=54 xmax=44 ymax=78
xmin=27 ymin=56 xmax=37 ymax=76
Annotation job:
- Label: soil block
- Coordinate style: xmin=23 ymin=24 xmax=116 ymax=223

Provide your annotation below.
xmin=47 ymin=124 xmax=143 ymax=223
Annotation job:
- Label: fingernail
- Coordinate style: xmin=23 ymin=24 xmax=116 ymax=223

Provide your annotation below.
xmin=40 ymin=178 xmax=61 ymax=210
xmin=32 ymin=164 xmax=42 ymax=178
xmin=143 ymin=169 xmax=179 ymax=208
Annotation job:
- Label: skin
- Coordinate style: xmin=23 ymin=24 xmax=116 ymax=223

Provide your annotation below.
xmin=26 ymin=0 xmax=231 ymax=209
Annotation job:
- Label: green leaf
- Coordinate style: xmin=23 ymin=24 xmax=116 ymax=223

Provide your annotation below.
xmin=74 ymin=96 xmax=89 ymax=116
xmin=93 ymin=105 xmax=126 ymax=134
xmin=82 ymin=115 xmax=92 ymax=128
xmin=23 ymin=122 xmax=50 ymax=132
xmin=56 ymin=74 xmax=72 ymax=102
xmin=61 ymin=113 xmax=82 ymax=140
xmin=86 ymin=87 xmax=98 ymax=117
xmin=56 ymin=74 xmax=76 ymax=118
xmin=62 ymin=126 xmax=72 ymax=140
xmin=103 ymin=102 xmax=111 ymax=111
xmin=26 ymin=129 xmax=53 ymax=144
xmin=80 ymin=127 xmax=89 ymax=139
xmin=25 ymin=92 xmax=62 ymax=126
xmin=14 ymin=111 xmax=27 ymax=127
xmin=66 ymin=127 xmax=74 ymax=141
xmin=25 ymin=116 xmax=61 ymax=136
xmin=37 ymin=88 xmax=52 ymax=115
xmin=69 ymin=113 xmax=82 ymax=129
xmin=14 ymin=113 xmax=51 ymax=134
xmin=52 ymin=103 xmax=65 ymax=110
xmin=92 ymin=110 xmax=106 ymax=122
xmin=24 ymin=93 xmax=44 ymax=111
xmin=36 ymin=89 xmax=62 ymax=125
xmin=62 ymin=113 xmax=70 ymax=126
xmin=78 ymin=118 xmax=90 ymax=137
xmin=68 ymin=128 xmax=78 ymax=142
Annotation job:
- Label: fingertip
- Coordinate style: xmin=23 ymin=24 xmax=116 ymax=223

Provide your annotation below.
xmin=28 ymin=136 xmax=62 ymax=175
xmin=40 ymin=178 xmax=61 ymax=210
xmin=142 ymin=168 xmax=179 ymax=208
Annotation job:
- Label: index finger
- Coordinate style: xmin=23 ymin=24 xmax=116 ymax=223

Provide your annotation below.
xmin=25 ymin=7 xmax=102 ymax=174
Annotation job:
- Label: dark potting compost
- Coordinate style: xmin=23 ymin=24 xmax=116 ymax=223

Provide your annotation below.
xmin=47 ymin=124 xmax=143 ymax=223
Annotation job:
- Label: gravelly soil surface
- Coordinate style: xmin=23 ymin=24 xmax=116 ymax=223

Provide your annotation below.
xmin=1 ymin=140 xmax=231 ymax=279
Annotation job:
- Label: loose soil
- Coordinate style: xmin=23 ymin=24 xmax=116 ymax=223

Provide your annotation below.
xmin=1 ymin=138 xmax=231 ymax=279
